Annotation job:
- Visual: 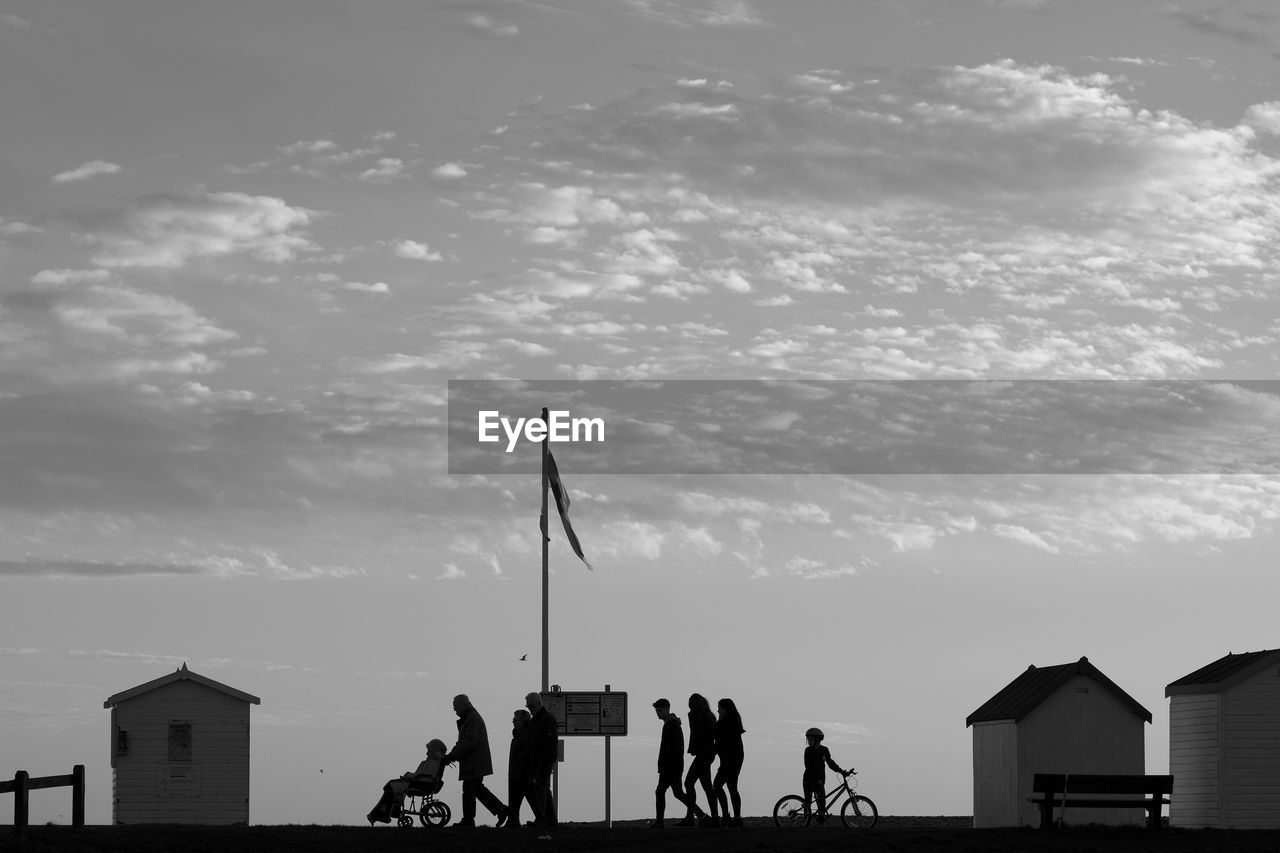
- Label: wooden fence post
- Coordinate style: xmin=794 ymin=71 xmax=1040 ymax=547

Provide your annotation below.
xmin=72 ymin=764 xmax=85 ymax=828
xmin=14 ymin=770 xmax=29 ymax=832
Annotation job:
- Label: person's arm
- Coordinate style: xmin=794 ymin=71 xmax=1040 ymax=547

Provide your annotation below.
xmin=824 ymin=749 xmax=845 ymax=775
xmin=444 ymin=717 xmax=478 ymax=764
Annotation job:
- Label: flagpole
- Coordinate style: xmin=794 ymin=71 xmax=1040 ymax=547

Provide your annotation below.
xmin=541 ymin=405 xmax=550 ymax=694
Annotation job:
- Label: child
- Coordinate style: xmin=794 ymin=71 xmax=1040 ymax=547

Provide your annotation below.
xmin=802 ymin=727 xmax=846 ymax=824
xmin=367 ymin=738 xmax=448 ymax=825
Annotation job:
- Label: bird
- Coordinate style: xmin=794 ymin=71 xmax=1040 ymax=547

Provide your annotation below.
xmin=519 ymin=654 xmax=528 ymax=661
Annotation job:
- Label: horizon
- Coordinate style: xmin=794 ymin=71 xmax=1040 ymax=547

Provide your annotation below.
xmin=4 ymin=0 xmax=1280 ymax=827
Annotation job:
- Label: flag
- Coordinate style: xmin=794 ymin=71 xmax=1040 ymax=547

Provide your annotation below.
xmin=547 ymin=449 xmax=592 ymax=570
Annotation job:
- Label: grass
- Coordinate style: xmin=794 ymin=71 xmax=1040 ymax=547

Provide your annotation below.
xmin=5 ymin=818 xmax=1280 ymax=853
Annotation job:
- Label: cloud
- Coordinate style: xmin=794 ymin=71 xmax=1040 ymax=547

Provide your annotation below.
xmin=624 ymin=0 xmax=764 ymax=28
xmin=52 ymin=160 xmax=122 ymax=184
xmin=341 ymin=281 xmax=391 ymax=294
xmin=462 ymin=13 xmax=519 ymax=37
xmin=432 ymin=162 xmax=469 ymax=179
xmin=1244 ymin=102 xmax=1280 ymax=136
xmin=443 ymin=60 xmax=1280 ymax=378
xmin=991 ymin=523 xmax=1060 ymax=553
xmin=1168 ymin=8 xmax=1275 ymax=48
xmin=279 ymin=139 xmax=338 ymax=156
xmin=395 ymin=240 xmax=443 ymax=261
xmin=0 ymin=558 xmax=207 ymax=578
xmin=31 ymin=269 xmax=113 ymax=286
xmin=358 ymin=157 xmax=407 ymax=182
xmin=87 ymin=191 xmax=318 ymax=268
xmin=0 ymin=13 xmax=30 ymax=28
xmin=1 ymin=219 xmax=43 ymax=236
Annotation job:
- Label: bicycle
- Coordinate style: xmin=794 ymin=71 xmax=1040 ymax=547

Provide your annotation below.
xmin=773 ymin=769 xmax=878 ymax=828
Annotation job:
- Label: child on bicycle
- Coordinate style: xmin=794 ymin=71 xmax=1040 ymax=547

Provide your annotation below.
xmin=802 ymin=727 xmax=847 ymax=824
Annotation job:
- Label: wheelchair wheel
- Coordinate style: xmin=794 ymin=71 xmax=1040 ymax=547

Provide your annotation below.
xmin=419 ymin=799 xmax=451 ymax=828
xmin=842 ymin=794 xmax=878 ymax=828
xmin=397 ymin=814 xmax=413 ymax=828
xmin=773 ymin=794 xmax=811 ymax=827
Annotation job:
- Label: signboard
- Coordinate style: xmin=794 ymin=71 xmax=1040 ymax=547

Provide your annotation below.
xmin=157 ymin=763 xmax=200 ymax=797
xmin=541 ymin=691 xmax=627 ymax=737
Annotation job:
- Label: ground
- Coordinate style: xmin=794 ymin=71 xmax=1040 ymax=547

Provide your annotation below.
xmin=6 ymin=817 xmax=1280 ymax=853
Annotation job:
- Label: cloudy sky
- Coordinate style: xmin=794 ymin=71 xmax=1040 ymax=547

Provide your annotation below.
xmin=3 ymin=0 xmax=1280 ymax=826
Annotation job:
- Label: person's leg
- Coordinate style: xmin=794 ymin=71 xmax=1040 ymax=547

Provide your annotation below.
xmin=728 ymin=769 xmax=742 ymax=823
xmin=534 ymin=767 xmax=556 ymax=825
xmin=697 ymin=758 xmax=717 ymax=819
xmin=460 ymin=779 xmax=479 ymax=825
xmin=368 ymin=781 xmax=397 ymax=823
xmin=712 ymin=768 xmax=728 ymax=821
xmin=474 ymin=779 xmax=507 ymax=819
xmin=671 ymin=768 xmax=703 ymax=818
xmin=679 ymin=763 xmax=699 ymax=823
xmin=506 ymin=777 xmax=523 ymax=826
xmin=802 ymin=777 xmax=816 ymax=820
xmin=814 ymin=780 xmax=828 ymax=822
xmin=654 ymin=778 xmax=667 ymax=825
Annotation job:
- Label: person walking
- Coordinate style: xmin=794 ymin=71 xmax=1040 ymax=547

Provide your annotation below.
xmin=525 ymin=691 xmax=559 ymax=827
xmin=651 ymin=698 xmax=705 ymax=828
xmin=442 ymin=694 xmax=511 ymax=827
xmin=678 ymin=693 xmax=718 ymax=827
xmin=712 ymin=698 xmax=745 ymax=828
xmin=505 ymin=709 xmax=534 ymax=828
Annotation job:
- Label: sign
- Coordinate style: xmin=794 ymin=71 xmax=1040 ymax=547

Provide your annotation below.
xmin=157 ymin=763 xmax=200 ymax=797
xmin=541 ymin=691 xmax=627 ymax=737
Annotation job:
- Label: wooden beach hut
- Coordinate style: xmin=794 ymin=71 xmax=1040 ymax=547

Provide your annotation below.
xmin=1166 ymin=648 xmax=1280 ymax=828
xmin=104 ymin=664 xmax=261 ymax=824
xmin=966 ymin=656 xmax=1152 ymax=828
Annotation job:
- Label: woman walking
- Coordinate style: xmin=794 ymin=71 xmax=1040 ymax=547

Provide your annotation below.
xmin=713 ymin=697 xmax=745 ymax=828
xmin=679 ymin=693 xmax=719 ymax=827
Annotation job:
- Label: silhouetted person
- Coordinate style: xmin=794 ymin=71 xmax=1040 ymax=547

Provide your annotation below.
xmin=506 ymin=709 xmax=534 ymax=827
xmin=651 ymin=698 xmax=704 ymax=828
xmin=679 ymin=693 xmax=718 ymax=827
xmin=442 ymin=694 xmax=511 ymax=827
xmin=525 ymin=691 xmax=558 ymax=827
xmin=367 ymin=738 xmax=447 ymax=825
xmin=713 ymin=698 xmax=745 ymax=828
xmin=802 ymin=726 xmax=846 ymax=824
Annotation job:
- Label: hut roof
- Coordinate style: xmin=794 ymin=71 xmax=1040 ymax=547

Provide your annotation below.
xmin=966 ymin=656 xmax=1152 ymax=726
xmin=104 ymin=663 xmax=261 ymax=708
xmin=1165 ymin=648 xmax=1280 ymax=697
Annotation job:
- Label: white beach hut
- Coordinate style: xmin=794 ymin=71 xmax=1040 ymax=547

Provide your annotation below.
xmin=1166 ymin=648 xmax=1280 ymax=828
xmin=104 ymin=664 xmax=261 ymax=824
xmin=966 ymin=656 xmax=1152 ymax=828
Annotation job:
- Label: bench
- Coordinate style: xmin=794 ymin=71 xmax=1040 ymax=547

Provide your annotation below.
xmin=1029 ymin=773 xmax=1172 ymax=830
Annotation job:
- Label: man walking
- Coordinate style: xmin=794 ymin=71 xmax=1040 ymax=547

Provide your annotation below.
xmin=651 ymin=698 xmax=704 ymax=828
xmin=525 ymin=691 xmax=559 ymax=827
xmin=443 ymin=694 xmax=510 ymax=827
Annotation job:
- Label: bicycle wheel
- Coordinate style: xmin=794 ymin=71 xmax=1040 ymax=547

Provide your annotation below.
xmin=773 ymin=794 xmax=811 ymax=827
xmin=841 ymin=794 xmax=878 ymax=828
xmin=419 ymin=799 xmax=450 ymax=827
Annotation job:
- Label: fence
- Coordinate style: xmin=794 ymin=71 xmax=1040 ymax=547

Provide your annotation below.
xmin=1 ymin=765 xmax=85 ymax=831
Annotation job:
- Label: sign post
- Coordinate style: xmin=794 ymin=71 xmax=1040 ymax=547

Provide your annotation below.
xmin=541 ymin=688 xmax=628 ymax=827
xmin=604 ymin=684 xmax=612 ymax=828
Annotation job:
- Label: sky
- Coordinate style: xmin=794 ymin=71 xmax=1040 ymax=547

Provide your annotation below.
xmin=3 ymin=0 xmax=1280 ymax=827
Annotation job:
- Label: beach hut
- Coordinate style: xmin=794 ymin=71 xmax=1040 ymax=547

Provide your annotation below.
xmin=104 ymin=664 xmax=261 ymax=824
xmin=1166 ymin=648 xmax=1280 ymax=828
xmin=966 ymin=656 xmax=1152 ymax=828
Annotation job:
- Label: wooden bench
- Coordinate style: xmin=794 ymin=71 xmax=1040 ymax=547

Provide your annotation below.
xmin=1029 ymin=773 xmax=1172 ymax=830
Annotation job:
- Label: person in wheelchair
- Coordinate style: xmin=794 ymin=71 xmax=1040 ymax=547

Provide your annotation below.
xmin=367 ymin=738 xmax=448 ymax=825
